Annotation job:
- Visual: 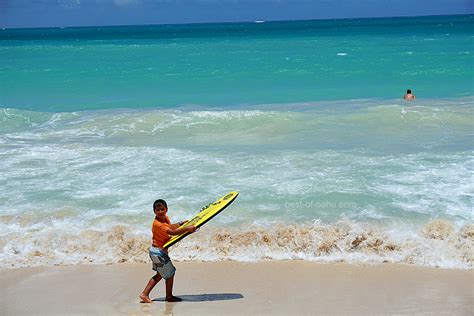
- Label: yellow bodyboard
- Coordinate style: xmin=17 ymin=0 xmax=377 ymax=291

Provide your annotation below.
xmin=164 ymin=191 xmax=239 ymax=249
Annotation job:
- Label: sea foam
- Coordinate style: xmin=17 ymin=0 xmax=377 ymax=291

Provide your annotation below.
xmin=1 ymin=217 xmax=472 ymax=269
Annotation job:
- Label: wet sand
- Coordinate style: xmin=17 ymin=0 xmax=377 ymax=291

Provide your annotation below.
xmin=1 ymin=261 xmax=472 ymax=315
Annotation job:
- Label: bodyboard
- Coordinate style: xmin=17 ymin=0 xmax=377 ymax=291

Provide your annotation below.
xmin=164 ymin=191 xmax=239 ymax=249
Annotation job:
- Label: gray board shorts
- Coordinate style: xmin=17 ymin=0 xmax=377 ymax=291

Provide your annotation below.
xmin=149 ymin=246 xmax=176 ymax=279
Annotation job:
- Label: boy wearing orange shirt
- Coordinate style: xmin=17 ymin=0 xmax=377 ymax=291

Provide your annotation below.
xmin=140 ymin=199 xmax=196 ymax=303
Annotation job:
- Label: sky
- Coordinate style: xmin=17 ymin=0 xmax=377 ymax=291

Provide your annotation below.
xmin=1 ymin=0 xmax=473 ymax=29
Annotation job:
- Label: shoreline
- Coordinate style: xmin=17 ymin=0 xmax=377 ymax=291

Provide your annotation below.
xmin=2 ymin=261 xmax=472 ymax=315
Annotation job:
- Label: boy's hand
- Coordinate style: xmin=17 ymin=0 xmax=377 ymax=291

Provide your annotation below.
xmin=187 ymin=225 xmax=197 ymax=233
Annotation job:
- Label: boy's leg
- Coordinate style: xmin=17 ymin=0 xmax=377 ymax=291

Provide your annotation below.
xmin=165 ymin=276 xmax=173 ymax=298
xmin=165 ymin=276 xmax=182 ymax=302
xmin=140 ymin=273 xmax=162 ymax=303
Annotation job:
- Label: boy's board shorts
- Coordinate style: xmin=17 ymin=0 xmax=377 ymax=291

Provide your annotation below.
xmin=149 ymin=246 xmax=176 ymax=280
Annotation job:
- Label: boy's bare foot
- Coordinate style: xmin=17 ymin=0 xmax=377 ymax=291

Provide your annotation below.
xmin=165 ymin=296 xmax=182 ymax=302
xmin=139 ymin=293 xmax=152 ymax=303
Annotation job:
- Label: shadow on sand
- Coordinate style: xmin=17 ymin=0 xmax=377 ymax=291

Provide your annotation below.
xmin=153 ymin=293 xmax=243 ymax=302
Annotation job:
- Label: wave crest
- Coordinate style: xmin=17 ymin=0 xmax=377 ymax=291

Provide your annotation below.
xmin=2 ymin=219 xmax=472 ymax=269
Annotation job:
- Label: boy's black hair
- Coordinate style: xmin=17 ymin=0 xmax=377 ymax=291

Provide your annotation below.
xmin=407 ymin=89 xmax=412 ymax=94
xmin=153 ymin=199 xmax=167 ymax=210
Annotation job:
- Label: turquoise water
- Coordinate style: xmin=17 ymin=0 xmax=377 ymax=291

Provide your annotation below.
xmin=0 ymin=15 xmax=473 ymax=268
xmin=1 ymin=15 xmax=473 ymax=111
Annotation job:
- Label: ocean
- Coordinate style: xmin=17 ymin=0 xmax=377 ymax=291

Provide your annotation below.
xmin=0 ymin=15 xmax=473 ymax=269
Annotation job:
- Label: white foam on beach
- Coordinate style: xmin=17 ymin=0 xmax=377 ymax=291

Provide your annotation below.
xmin=1 ymin=217 xmax=472 ymax=269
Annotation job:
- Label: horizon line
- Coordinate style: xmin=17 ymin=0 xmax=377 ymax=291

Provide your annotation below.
xmin=2 ymin=13 xmax=472 ymax=31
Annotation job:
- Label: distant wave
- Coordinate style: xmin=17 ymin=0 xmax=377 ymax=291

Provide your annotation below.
xmin=2 ymin=97 xmax=473 ymax=136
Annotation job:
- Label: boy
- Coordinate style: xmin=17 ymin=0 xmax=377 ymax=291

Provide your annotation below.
xmin=140 ymin=199 xmax=196 ymax=303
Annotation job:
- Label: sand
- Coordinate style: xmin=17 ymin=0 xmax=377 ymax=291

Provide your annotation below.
xmin=1 ymin=261 xmax=473 ymax=315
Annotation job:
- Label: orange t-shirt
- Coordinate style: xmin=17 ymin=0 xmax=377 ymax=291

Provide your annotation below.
xmin=152 ymin=216 xmax=171 ymax=248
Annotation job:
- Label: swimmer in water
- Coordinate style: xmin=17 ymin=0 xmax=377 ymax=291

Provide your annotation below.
xmin=404 ymin=89 xmax=416 ymax=100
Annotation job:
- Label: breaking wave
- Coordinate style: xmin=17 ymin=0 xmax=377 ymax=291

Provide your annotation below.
xmin=1 ymin=218 xmax=472 ymax=269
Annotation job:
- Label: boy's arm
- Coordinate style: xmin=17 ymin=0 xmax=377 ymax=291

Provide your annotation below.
xmin=170 ymin=220 xmax=188 ymax=229
xmin=167 ymin=225 xmax=196 ymax=236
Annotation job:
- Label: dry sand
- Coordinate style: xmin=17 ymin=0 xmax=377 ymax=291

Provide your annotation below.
xmin=1 ymin=261 xmax=473 ymax=315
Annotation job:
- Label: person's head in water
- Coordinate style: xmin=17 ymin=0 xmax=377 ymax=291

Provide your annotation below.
xmin=404 ymin=89 xmax=416 ymax=100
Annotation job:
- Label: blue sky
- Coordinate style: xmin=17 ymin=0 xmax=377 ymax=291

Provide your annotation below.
xmin=1 ymin=0 xmax=473 ymax=28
